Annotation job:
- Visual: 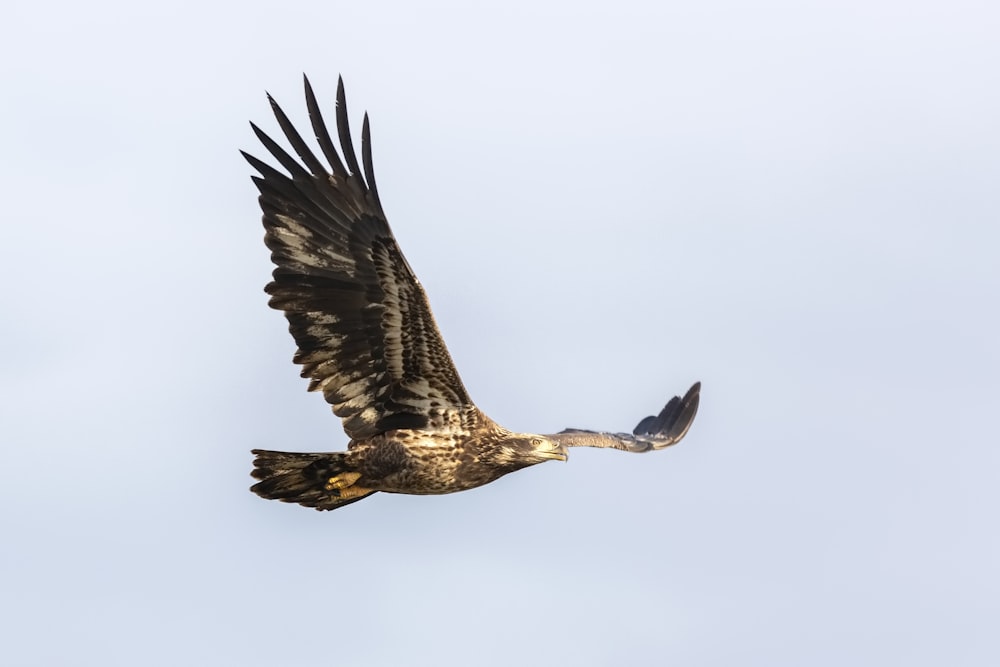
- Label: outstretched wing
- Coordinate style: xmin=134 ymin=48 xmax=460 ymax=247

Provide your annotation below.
xmin=550 ymin=382 xmax=701 ymax=452
xmin=242 ymin=75 xmax=474 ymax=440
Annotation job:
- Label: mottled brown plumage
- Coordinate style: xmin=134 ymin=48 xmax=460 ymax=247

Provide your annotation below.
xmin=244 ymin=76 xmax=700 ymax=511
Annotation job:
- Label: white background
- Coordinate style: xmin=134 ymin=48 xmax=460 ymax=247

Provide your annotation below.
xmin=3 ymin=1 xmax=998 ymax=664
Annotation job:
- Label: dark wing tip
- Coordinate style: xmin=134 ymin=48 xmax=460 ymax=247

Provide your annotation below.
xmin=361 ymin=111 xmax=382 ymax=212
xmin=634 ymin=381 xmax=701 ymax=442
xmin=674 ymin=381 xmax=701 ymax=438
xmin=303 ymin=73 xmax=349 ymax=179
xmin=335 ymin=75 xmax=363 ymax=179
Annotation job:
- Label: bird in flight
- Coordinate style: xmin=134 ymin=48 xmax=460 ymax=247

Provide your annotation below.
xmin=243 ymin=76 xmax=701 ymax=511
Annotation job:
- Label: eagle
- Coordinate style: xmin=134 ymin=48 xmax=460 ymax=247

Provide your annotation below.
xmin=243 ymin=76 xmax=701 ymax=511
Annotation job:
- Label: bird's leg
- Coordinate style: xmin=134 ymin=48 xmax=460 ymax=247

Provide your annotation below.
xmin=325 ymin=471 xmax=368 ymax=498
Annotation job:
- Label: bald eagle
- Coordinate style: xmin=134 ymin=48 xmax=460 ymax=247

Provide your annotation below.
xmin=244 ymin=76 xmax=700 ymax=511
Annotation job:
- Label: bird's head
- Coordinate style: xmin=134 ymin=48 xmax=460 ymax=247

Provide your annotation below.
xmin=496 ymin=434 xmax=569 ymax=468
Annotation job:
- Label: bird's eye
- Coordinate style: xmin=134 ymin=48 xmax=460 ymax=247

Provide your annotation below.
xmin=530 ymin=438 xmax=542 ymax=446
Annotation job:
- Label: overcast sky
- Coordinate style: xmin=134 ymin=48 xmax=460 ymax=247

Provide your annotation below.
xmin=3 ymin=1 xmax=998 ymax=665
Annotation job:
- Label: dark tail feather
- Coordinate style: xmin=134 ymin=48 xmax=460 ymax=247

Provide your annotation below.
xmin=250 ymin=449 xmax=375 ymax=511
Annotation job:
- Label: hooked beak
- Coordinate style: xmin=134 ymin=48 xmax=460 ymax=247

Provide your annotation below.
xmin=538 ymin=442 xmax=569 ymax=462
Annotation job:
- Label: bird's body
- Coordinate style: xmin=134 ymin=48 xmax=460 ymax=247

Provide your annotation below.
xmin=252 ymin=411 xmax=569 ymax=509
xmin=244 ymin=76 xmax=700 ymax=511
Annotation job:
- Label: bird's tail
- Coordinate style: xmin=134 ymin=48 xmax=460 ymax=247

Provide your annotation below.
xmin=250 ymin=449 xmax=375 ymax=511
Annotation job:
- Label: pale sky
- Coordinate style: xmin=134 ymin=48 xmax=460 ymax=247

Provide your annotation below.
xmin=3 ymin=1 xmax=998 ymax=665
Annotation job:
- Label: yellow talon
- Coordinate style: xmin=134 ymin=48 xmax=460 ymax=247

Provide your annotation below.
xmin=335 ymin=485 xmax=373 ymax=500
xmin=325 ymin=472 xmax=362 ymax=492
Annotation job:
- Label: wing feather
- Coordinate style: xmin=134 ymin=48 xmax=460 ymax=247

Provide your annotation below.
xmin=303 ymin=74 xmax=349 ymax=180
xmin=265 ymin=92 xmax=328 ymax=178
xmin=334 ymin=76 xmax=364 ymax=183
xmin=550 ymin=382 xmax=701 ymax=453
xmin=244 ymin=76 xmax=475 ymax=440
xmin=361 ymin=113 xmax=383 ymax=214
